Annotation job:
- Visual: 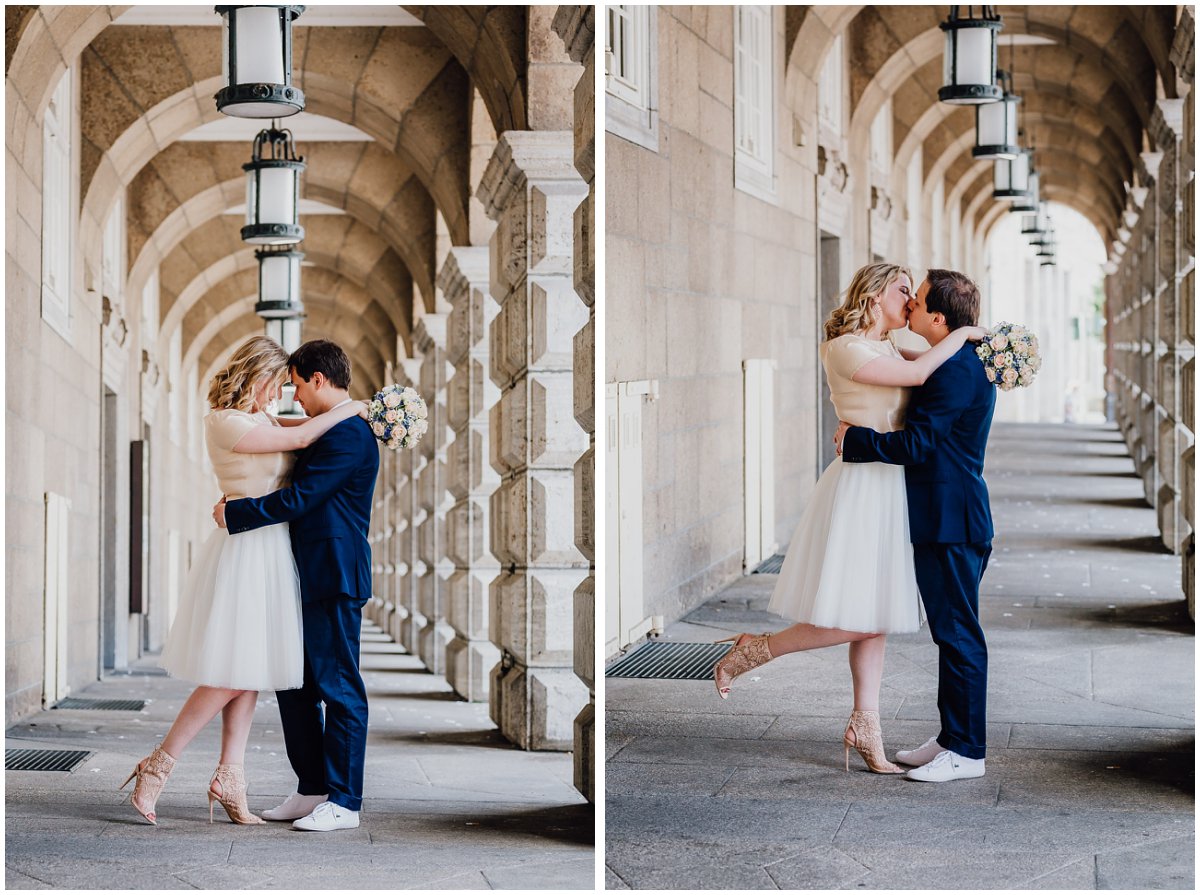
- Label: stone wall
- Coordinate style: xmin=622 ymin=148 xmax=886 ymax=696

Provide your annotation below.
xmin=606 ymin=7 xmax=822 ymax=632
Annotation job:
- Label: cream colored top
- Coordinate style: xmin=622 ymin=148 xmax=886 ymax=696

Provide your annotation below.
xmin=204 ymin=409 xmax=293 ymax=500
xmin=820 ymin=334 xmax=910 ymax=433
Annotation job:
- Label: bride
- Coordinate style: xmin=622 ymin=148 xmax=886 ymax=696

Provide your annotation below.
xmin=714 ymin=262 xmax=984 ymax=773
xmin=120 ymin=336 xmax=366 ymax=824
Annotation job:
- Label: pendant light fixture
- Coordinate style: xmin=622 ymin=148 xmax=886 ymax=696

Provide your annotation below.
xmin=255 ymin=247 xmax=304 ymax=319
xmin=973 ymin=69 xmax=1020 ymax=159
xmin=215 ymin=5 xmax=306 ymax=118
xmin=242 ymin=125 xmax=305 ymax=245
xmin=994 ymin=148 xmax=1031 ymax=200
xmin=938 ymin=6 xmax=1003 ymax=105
xmin=1009 ymin=168 xmax=1039 ymax=214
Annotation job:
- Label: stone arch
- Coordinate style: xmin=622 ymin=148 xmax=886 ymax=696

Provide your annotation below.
xmin=782 ymin=5 xmax=862 ymax=122
xmin=124 ymin=141 xmax=438 ymax=313
xmin=74 ymin=19 xmax=473 ymax=296
xmin=159 ymin=219 xmax=415 ymax=363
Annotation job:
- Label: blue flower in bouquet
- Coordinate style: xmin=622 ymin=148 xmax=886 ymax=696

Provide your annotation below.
xmin=976 ymin=322 xmax=1041 ymax=392
xmin=367 ymin=384 xmax=429 ymax=449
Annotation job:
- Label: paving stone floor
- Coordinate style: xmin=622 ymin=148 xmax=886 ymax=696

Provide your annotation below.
xmin=605 ymin=422 xmax=1194 ymax=890
xmin=6 ymin=625 xmax=594 ymax=890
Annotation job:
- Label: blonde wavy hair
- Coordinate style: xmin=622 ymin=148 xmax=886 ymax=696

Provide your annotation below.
xmin=823 ymin=262 xmax=913 ymax=341
xmin=207 ymin=336 xmax=290 ymax=411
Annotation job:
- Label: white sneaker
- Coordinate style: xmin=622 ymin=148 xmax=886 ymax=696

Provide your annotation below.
xmin=895 ymin=736 xmax=942 ymax=767
xmin=905 ymin=749 xmax=985 ymax=782
xmin=291 ymin=800 xmax=360 ymax=832
xmin=261 ymin=792 xmax=329 ymax=821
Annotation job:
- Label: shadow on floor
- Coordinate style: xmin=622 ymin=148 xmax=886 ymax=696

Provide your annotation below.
xmin=432 ymin=803 xmax=594 ymax=846
xmin=1075 ymin=600 xmax=1195 ymax=634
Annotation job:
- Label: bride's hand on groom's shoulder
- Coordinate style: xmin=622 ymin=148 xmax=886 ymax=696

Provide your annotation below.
xmin=356 ymin=400 xmax=370 ymax=420
xmin=963 ymin=325 xmax=988 ymax=342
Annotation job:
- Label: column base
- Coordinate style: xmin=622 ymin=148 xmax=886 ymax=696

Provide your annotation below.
xmin=490 ymin=662 xmax=588 ymax=751
xmin=417 ymin=620 xmax=454 ymax=675
xmin=446 ymin=636 xmax=500 ymax=702
xmin=573 ymin=700 xmax=595 ymax=802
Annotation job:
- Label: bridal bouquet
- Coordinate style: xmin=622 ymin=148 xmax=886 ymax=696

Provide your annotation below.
xmin=976 ymin=322 xmax=1041 ymax=391
xmin=367 ymin=384 xmax=428 ymax=449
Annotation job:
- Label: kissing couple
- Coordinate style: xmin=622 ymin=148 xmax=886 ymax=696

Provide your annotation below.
xmin=715 ymin=264 xmax=997 ymax=783
xmin=121 ymin=338 xmax=379 ymax=830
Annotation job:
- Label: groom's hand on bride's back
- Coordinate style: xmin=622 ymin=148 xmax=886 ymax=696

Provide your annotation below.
xmin=834 ymin=420 xmax=851 ymax=455
xmin=213 ymin=496 xmax=227 ymax=529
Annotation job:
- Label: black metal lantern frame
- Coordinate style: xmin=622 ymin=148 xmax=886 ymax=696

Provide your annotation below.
xmin=994 ymin=148 xmax=1030 ymax=200
xmin=242 ymin=126 xmax=306 ymax=245
xmin=215 ymin=5 xmax=306 ymax=118
xmin=255 ymin=246 xmax=304 ymax=318
xmin=1008 ymin=168 xmax=1039 ymax=213
xmin=939 ymin=6 xmax=1004 ymax=105
xmin=973 ymin=69 xmax=1020 ymax=159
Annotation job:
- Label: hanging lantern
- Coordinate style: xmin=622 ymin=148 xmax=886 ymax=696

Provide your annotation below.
xmin=264 ymin=317 xmax=302 ymax=354
xmin=215 ymin=5 xmax=306 ymax=118
xmin=242 ymin=127 xmax=305 ymax=245
xmin=1009 ymin=169 xmax=1039 ymax=213
xmin=255 ymin=247 xmax=303 ymax=318
xmin=938 ymin=6 xmax=1003 ymax=105
xmin=993 ymin=149 xmax=1030 ymax=200
xmin=1024 ymin=204 xmax=1054 ymax=245
xmin=973 ymin=70 xmax=1020 ymax=159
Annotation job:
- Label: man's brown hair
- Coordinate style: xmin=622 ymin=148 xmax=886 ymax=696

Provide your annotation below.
xmin=289 ymin=339 xmax=352 ymax=390
xmin=924 ymin=269 xmax=980 ymax=330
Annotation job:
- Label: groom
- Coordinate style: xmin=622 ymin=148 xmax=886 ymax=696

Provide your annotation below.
xmin=214 ymin=339 xmax=379 ymax=828
xmin=835 ymin=269 xmax=996 ymax=783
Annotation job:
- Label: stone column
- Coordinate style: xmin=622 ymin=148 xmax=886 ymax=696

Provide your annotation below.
xmin=442 ymin=247 xmax=502 ymax=700
xmin=397 ymin=357 xmax=422 ymax=653
xmin=1150 ymin=100 xmax=1190 ymax=554
xmin=478 ymin=132 xmax=590 ymax=750
xmin=553 ymin=2 xmax=596 ymax=802
xmin=413 ymin=316 xmax=455 ymax=673
xmin=1171 ymin=13 xmax=1196 ymax=617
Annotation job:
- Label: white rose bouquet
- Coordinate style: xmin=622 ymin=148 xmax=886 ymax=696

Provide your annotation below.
xmin=366 ymin=384 xmax=429 ymax=450
xmin=975 ymin=322 xmax=1041 ymax=391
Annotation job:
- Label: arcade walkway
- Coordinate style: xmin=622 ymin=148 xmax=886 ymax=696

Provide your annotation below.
xmin=5 ymin=624 xmax=593 ymax=890
xmin=606 ymin=423 xmax=1193 ymax=890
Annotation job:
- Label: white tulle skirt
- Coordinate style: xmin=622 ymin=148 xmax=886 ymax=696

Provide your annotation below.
xmin=159 ymin=524 xmax=304 ymax=691
xmin=768 ymin=457 xmax=923 ymax=634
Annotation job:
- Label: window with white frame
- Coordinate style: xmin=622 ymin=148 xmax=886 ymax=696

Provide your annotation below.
xmin=906 ymin=148 xmax=923 ymax=269
xmin=142 ymin=267 xmax=160 ymax=338
xmin=102 ymin=193 xmax=125 ymax=301
xmin=870 ymin=97 xmax=892 ymax=177
xmin=605 ymin=5 xmax=658 ymax=151
xmin=41 ymin=70 xmax=73 ymax=340
xmin=818 ymin=34 xmax=844 ymax=138
xmin=734 ymin=5 xmax=776 ymax=202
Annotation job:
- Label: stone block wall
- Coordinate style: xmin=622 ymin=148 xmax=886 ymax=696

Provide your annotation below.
xmin=605 ymin=7 xmax=822 ymax=633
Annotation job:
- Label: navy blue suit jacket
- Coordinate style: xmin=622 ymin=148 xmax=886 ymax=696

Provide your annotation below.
xmin=225 ymin=416 xmax=379 ymax=603
xmin=842 ymin=342 xmax=996 ymax=544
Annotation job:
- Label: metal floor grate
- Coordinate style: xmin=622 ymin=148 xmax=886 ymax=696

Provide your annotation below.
xmin=54 ymin=697 xmax=145 ymax=711
xmin=752 ymin=553 xmax=786 ymax=574
xmin=6 ymin=749 xmax=92 ymax=772
xmin=606 ymin=641 xmax=732 ymax=680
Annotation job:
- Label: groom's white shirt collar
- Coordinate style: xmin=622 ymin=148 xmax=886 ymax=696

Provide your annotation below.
xmin=330 ymin=398 xmax=353 ymax=411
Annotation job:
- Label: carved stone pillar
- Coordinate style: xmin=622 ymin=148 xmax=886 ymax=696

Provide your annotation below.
xmin=442 ymin=247 xmax=502 ymax=701
xmin=1172 ymin=9 xmax=1196 ymax=617
xmin=554 ymin=2 xmax=596 ymax=801
xmin=397 ymin=357 xmax=422 ymax=653
xmin=414 ymin=316 xmax=454 ymax=673
xmin=479 ymin=131 xmax=589 ymax=750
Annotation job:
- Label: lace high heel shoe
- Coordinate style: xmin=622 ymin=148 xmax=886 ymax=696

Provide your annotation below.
xmin=208 ymin=764 xmax=266 ymax=825
xmin=843 ymin=710 xmax=904 ymax=774
xmin=713 ymin=635 xmax=774 ymax=699
xmin=119 ymin=743 xmax=176 ymax=824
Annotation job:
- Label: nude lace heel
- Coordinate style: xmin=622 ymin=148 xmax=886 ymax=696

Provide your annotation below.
xmin=843 ymin=710 xmax=905 ymax=774
xmin=208 ymin=764 xmax=266 ymax=825
xmin=713 ymin=636 xmax=774 ymax=699
xmin=119 ymin=743 xmax=176 ymax=824
xmin=715 ymin=632 xmax=775 ymax=645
